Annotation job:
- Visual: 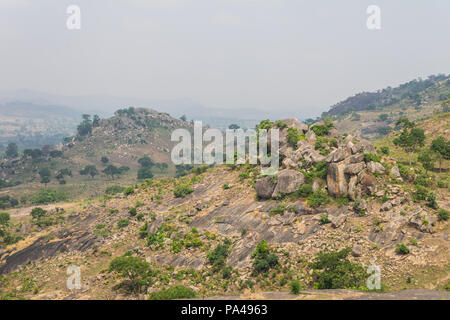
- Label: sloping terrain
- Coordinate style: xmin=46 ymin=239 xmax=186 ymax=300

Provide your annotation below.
xmin=324 ymin=75 xmax=450 ymax=140
xmin=0 ymin=107 xmax=192 ymax=203
xmin=0 ymin=118 xmax=448 ymax=300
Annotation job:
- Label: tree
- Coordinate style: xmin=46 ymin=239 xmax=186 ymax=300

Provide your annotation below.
xmin=5 ymin=143 xmax=18 ymax=158
xmin=30 ymin=207 xmax=47 ymax=220
xmin=0 ymin=212 xmax=10 ymax=226
xmin=179 ymin=115 xmax=187 ymax=122
xmin=39 ymin=167 xmax=51 ymax=185
xmin=430 ymin=136 xmax=450 ymax=173
xmin=77 ymin=114 xmax=93 ymax=136
xmin=108 ymin=255 xmax=154 ymax=293
xmin=101 ymin=156 xmax=109 ymax=164
xmin=79 ymin=165 xmax=98 ymax=178
xmin=393 ymin=127 xmax=425 ymax=165
xmin=228 ymin=124 xmax=240 ymax=130
xmin=138 ymin=156 xmax=154 ymax=168
xmin=92 ymin=115 xmax=100 ymax=127
xmin=103 ymin=165 xmax=120 ymax=180
xmin=417 ymin=149 xmax=434 ymax=173
xmin=137 ymin=167 xmax=153 ymax=180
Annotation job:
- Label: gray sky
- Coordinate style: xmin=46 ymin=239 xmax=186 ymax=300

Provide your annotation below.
xmin=1 ymin=0 xmax=449 ymax=118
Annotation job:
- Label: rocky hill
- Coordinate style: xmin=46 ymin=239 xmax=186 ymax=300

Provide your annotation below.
xmin=0 ymin=107 xmax=192 ymax=204
xmin=0 ymin=118 xmax=448 ymax=300
xmin=323 ymin=74 xmax=450 ymax=140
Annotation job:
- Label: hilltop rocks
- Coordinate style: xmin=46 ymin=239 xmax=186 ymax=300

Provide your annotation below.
xmin=390 ymin=166 xmax=402 ymax=179
xmin=326 ymin=162 xmax=348 ymax=197
xmin=367 ymin=161 xmax=385 ymax=174
xmin=344 ymin=163 xmax=365 ymax=175
xmin=255 ymin=176 xmax=277 ymax=199
xmin=272 ymin=170 xmax=305 ymax=198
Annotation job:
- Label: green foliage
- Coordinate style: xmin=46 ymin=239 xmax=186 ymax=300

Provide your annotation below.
xmin=191 ymin=166 xmax=209 ymax=175
xmin=274 ymin=120 xmax=288 ymax=129
xmin=5 ymin=143 xmax=19 ymax=158
xmin=79 ymin=165 xmax=98 ymax=178
xmin=30 ymin=189 xmax=68 ymax=205
xmin=393 ymin=125 xmax=426 ymax=165
xmin=109 ymin=255 xmax=154 ymax=293
xmin=310 ymin=248 xmax=366 ymax=289
xmin=438 ymin=209 xmax=449 ymax=221
xmin=207 ymin=240 xmax=231 ymax=269
xmin=307 ymin=190 xmax=330 ymax=208
xmin=286 ymin=127 xmax=300 ymax=148
xmin=310 ymin=125 xmax=329 ymax=136
xmin=137 ymin=167 xmax=154 ymax=180
xmin=128 ymin=208 xmax=137 ymax=216
xmin=380 ymin=146 xmax=390 ymax=155
xmin=396 ymin=243 xmax=410 ymax=254
xmin=319 ymin=214 xmax=330 ymax=225
xmin=77 ymin=114 xmax=93 ymax=136
xmin=123 ymin=186 xmax=134 ymax=196
xmin=148 ymin=285 xmax=197 ymax=300
xmin=363 ymin=153 xmax=381 ymax=163
xmin=173 ymin=184 xmax=193 ymax=198
xmin=0 ymin=212 xmax=10 ymax=226
xmin=251 ymin=240 xmax=279 ymax=273
xmin=289 ymin=280 xmax=301 ymax=295
xmin=295 ymin=184 xmax=313 ymax=198
xmin=257 ymin=119 xmax=273 ymax=131
xmin=117 ymin=218 xmax=129 ymax=228
xmin=417 ymin=150 xmax=435 ymax=173
xmin=269 ymin=203 xmax=286 ymax=216
xmin=430 ymin=136 xmax=450 ymax=172
xmin=222 ymin=183 xmax=230 ymax=190
xmin=101 ymin=156 xmax=109 ymax=164
xmin=105 ymin=185 xmax=125 ymax=195
xmin=103 ymin=165 xmax=121 ymax=179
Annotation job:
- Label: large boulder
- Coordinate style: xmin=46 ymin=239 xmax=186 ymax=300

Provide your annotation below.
xmin=345 ymin=162 xmax=365 ymax=175
xmin=272 ymin=170 xmax=305 ymax=198
xmin=390 ymin=166 xmax=402 ymax=178
xmin=367 ymin=161 xmax=385 ymax=174
xmin=326 ymin=162 xmax=348 ymax=197
xmin=280 ymin=118 xmax=308 ymax=133
xmin=255 ymin=176 xmax=277 ymax=199
xmin=326 ymin=148 xmax=348 ymax=163
xmin=359 ymin=172 xmax=376 ymax=195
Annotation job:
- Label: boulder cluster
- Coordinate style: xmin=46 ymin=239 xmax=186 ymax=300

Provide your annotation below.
xmin=256 ymin=118 xmax=391 ymax=201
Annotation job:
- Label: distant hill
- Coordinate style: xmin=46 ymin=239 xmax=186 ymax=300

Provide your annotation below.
xmin=0 ymin=102 xmax=81 ymax=151
xmin=323 ymin=74 xmax=450 ymax=140
xmin=0 ymin=107 xmax=193 ymax=201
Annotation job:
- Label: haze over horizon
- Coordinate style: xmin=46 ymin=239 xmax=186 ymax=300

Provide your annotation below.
xmin=1 ymin=0 xmax=450 ymax=119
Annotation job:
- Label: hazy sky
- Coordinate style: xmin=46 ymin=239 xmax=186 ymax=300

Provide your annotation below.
xmin=1 ymin=0 xmax=449 ymax=118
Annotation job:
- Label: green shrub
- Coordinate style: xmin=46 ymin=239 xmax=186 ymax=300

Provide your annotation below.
xmin=222 ymin=265 xmax=233 ymax=279
xmin=438 ymin=209 xmax=449 ymax=221
xmin=222 ymin=183 xmax=230 ymax=190
xmin=364 ymin=153 xmax=381 ymax=163
xmin=286 ymin=127 xmax=300 ymax=148
xmin=123 ymin=186 xmax=134 ymax=196
xmin=380 ymin=146 xmax=390 ymax=155
xmin=148 ymin=285 xmax=196 ymax=300
xmin=396 ymin=243 xmax=410 ymax=254
xmin=274 ymin=120 xmax=288 ymax=129
xmin=307 ymin=190 xmax=330 ymax=208
xmin=30 ymin=189 xmax=68 ymax=205
xmin=251 ymin=240 xmax=279 ymax=273
xmin=173 ymin=184 xmax=193 ymax=198
xmin=319 ymin=214 xmax=330 ymax=225
xmin=296 ymin=184 xmax=313 ymax=198
xmin=310 ymin=248 xmax=366 ymax=289
xmin=269 ymin=203 xmax=286 ymax=216
xmin=105 ymin=185 xmax=125 ymax=195
xmin=257 ymin=119 xmax=273 ymax=131
xmin=117 ymin=219 xmax=129 ymax=228
xmin=290 ymin=280 xmax=301 ymax=295
xmin=310 ymin=125 xmax=329 ymax=136
xmin=207 ymin=240 xmax=231 ymax=268
xmin=128 ymin=208 xmax=137 ymax=216
xmin=109 ymin=255 xmax=154 ymax=293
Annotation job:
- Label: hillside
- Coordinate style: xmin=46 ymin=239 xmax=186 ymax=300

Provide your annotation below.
xmin=323 ymin=74 xmax=450 ymax=140
xmin=0 ymin=107 xmax=192 ymax=205
xmin=0 ymin=118 xmax=448 ymax=300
